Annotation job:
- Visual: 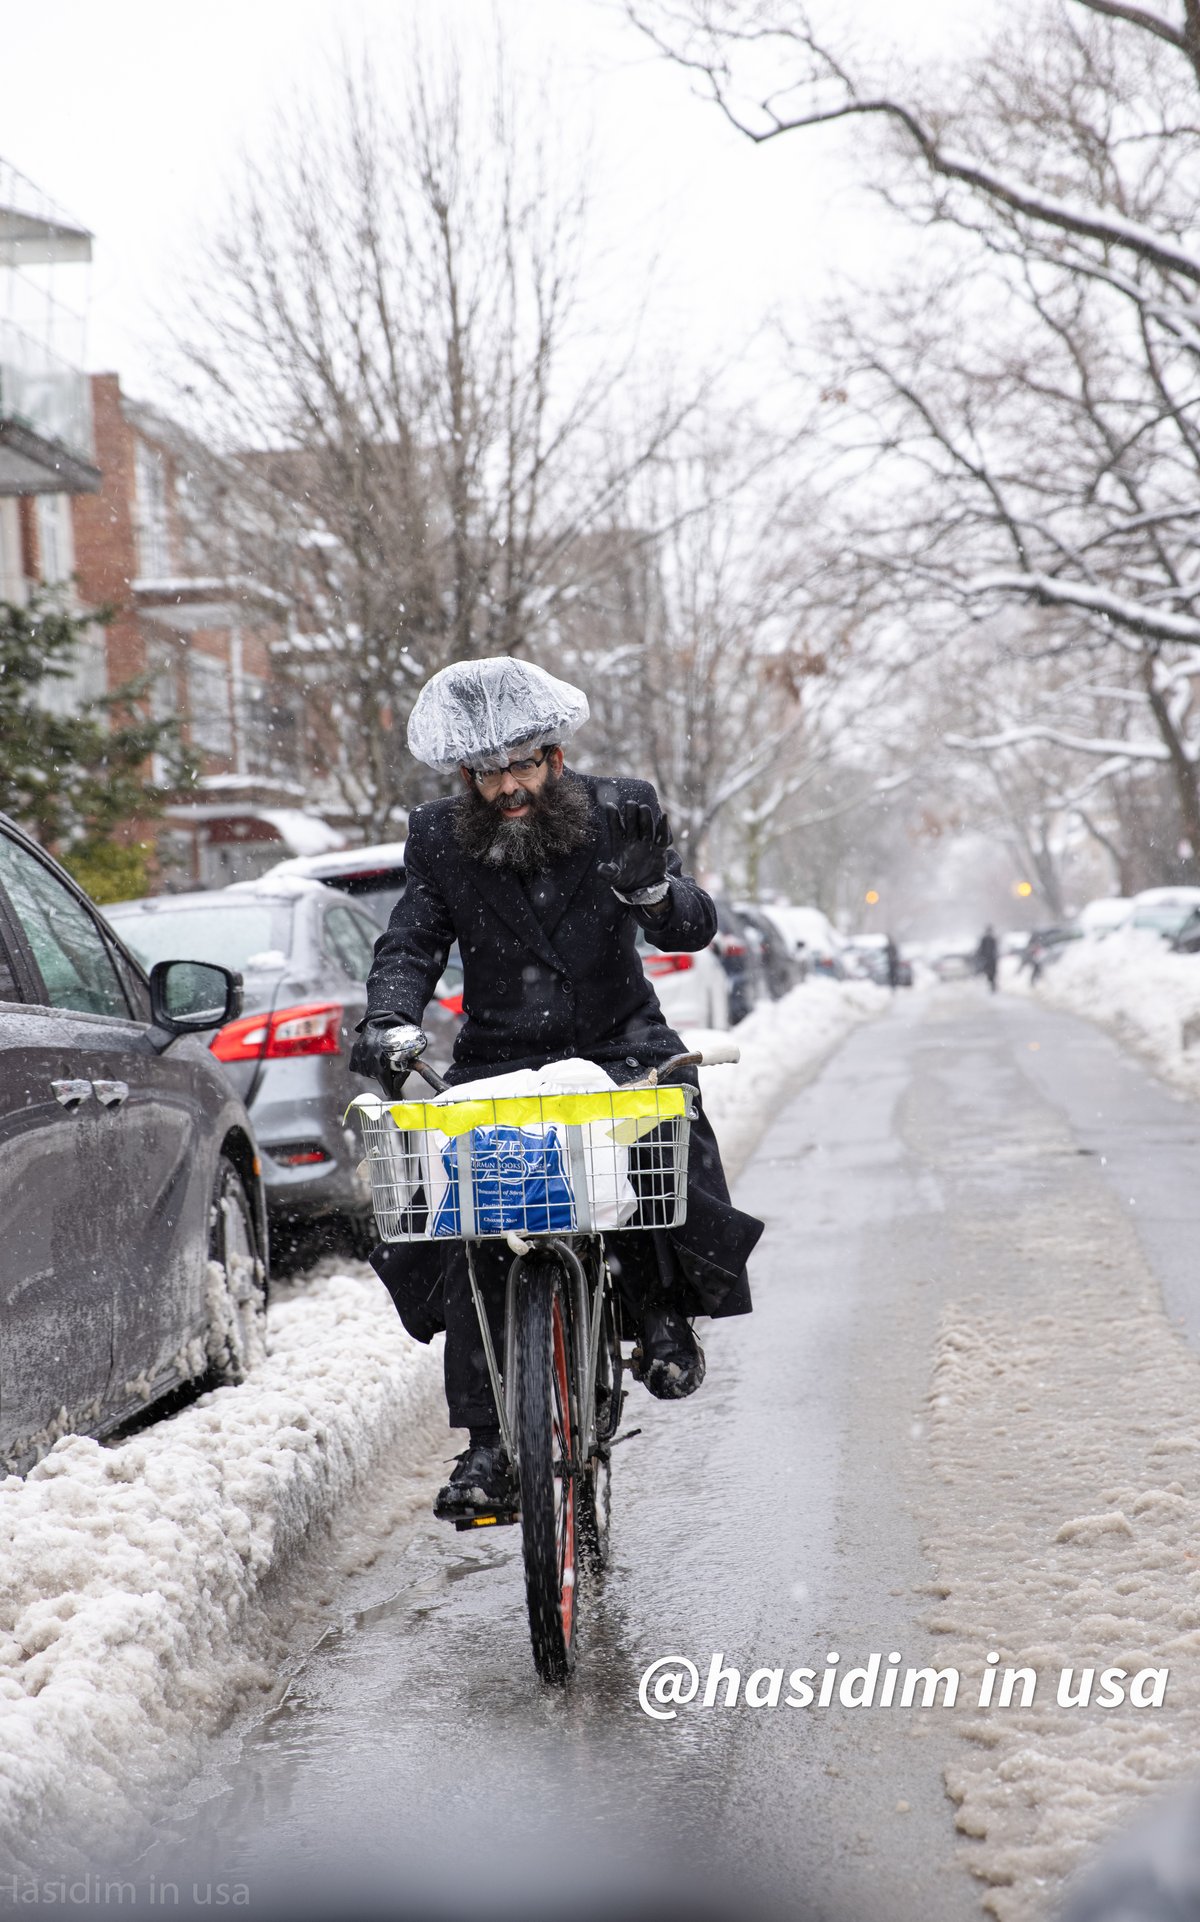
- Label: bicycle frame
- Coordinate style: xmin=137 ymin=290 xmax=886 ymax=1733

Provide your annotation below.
xmin=466 ymin=1232 xmax=606 ymax=1471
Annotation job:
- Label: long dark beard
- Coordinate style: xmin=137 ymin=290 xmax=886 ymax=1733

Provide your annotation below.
xmin=453 ymin=769 xmax=592 ymax=877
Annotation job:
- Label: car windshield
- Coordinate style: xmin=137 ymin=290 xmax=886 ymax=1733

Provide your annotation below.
xmin=107 ymin=902 xmax=293 ymax=973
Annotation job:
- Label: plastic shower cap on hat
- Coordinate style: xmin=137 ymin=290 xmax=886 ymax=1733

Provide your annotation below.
xmin=406 ymin=657 xmax=590 ymax=772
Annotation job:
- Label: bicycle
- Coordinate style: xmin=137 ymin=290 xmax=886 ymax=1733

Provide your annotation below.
xmin=352 ymin=1041 xmax=737 ymax=1685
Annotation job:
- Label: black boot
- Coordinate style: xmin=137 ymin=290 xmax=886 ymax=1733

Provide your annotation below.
xmin=433 ymin=1430 xmax=518 ymax=1521
xmin=630 ymin=1302 xmax=706 ymax=1401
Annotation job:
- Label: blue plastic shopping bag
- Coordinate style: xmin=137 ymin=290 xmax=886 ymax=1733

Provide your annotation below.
xmin=431 ymin=1123 xmax=576 ymax=1236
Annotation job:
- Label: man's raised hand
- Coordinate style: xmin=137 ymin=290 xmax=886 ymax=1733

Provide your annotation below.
xmin=598 ymin=801 xmax=672 ymax=904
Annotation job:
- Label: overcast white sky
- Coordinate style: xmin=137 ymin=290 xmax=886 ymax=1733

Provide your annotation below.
xmin=3 ymin=0 xmax=989 ymax=406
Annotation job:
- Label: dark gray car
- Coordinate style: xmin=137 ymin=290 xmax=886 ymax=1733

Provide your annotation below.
xmin=108 ymin=880 xmax=461 ymax=1246
xmin=0 ymin=815 xmax=267 ymax=1474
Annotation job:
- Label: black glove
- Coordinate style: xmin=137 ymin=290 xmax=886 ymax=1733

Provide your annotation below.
xmin=349 ymin=1020 xmax=427 ymax=1098
xmin=597 ymin=801 xmax=672 ymax=903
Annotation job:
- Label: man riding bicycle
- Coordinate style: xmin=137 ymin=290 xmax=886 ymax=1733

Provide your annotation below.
xmin=351 ymin=657 xmax=763 ymax=1522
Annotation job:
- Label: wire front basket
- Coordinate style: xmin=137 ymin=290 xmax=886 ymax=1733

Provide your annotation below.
xmin=351 ymin=1086 xmax=694 ymax=1244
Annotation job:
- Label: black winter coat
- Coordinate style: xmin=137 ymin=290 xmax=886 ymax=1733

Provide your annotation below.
xmin=366 ymin=771 xmax=716 ymax=1073
xmin=364 ymin=771 xmax=762 ymax=1338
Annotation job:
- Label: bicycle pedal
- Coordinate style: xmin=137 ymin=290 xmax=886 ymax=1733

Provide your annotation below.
xmin=454 ymin=1508 xmax=521 ymax=1531
xmin=608 ymin=1427 xmax=642 ymax=1449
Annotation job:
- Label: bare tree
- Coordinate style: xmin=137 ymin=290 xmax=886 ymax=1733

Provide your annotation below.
xmin=550 ymin=422 xmax=916 ymax=884
xmin=630 ymin=0 xmax=1200 ymax=883
xmin=175 ymin=42 xmax=697 ymax=835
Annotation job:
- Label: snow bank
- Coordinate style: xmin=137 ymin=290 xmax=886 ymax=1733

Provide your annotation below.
xmin=685 ymin=976 xmax=888 ymax=1177
xmin=0 ymin=1269 xmax=443 ymax=1871
xmin=1020 ymin=930 xmax=1200 ymax=1098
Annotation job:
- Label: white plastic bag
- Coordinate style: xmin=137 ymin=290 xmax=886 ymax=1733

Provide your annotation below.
xmin=421 ymin=1060 xmax=637 ymax=1234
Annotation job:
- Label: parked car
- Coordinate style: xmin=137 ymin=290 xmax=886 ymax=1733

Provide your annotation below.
xmin=1016 ymin=925 xmax=1083 ymax=979
xmin=262 ymin=841 xmax=408 ymax=927
xmin=635 ymin=927 xmax=730 ymax=1030
xmin=1171 ymin=908 xmax=1200 ymax=953
xmin=931 ymin=949 xmax=977 ymax=981
xmin=108 ymin=879 xmax=463 ymax=1250
xmin=768 ymin=904 xmax=846 ymax=980
xmin=841 ymin=934 xmax=889 ymax=983
xmin=1077 ymin=897 xmax=1133 ymax=938
xmin=0 ymin=814 xmax=266 ymax=1474
xmin=1129 ymin=886 xmax=1200 ymax=942
xmin=710 ymin=896 xmax=764 ymax=1024
xmin=734 ymin=903 xmax=799 ymax=999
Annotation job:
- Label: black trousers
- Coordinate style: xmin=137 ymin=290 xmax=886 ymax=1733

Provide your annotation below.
xmin=441 ymin=1225 xmax=711 ymax=1430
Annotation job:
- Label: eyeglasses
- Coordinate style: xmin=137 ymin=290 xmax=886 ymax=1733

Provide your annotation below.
xmin=467 ymin=749 xmax=552 ymax=788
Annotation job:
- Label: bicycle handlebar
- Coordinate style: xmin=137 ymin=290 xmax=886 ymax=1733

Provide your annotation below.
xmin=398 ymin=1041 xmax=739 ymax=1101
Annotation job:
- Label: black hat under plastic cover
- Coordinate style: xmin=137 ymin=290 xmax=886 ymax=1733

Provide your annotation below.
xmin=406 ymin=657 xmax=590 ymax=772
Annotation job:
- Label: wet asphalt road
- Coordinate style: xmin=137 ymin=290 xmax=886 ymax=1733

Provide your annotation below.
xmin=150 ymin=988 xmax=1200 ymax=1922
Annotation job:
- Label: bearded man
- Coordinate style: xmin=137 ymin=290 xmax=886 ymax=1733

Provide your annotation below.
xmin=350 ymin=657 xmax=763 ymax=1521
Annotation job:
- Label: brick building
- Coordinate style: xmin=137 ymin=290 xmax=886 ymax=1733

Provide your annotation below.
xmin=1 ymin=160 xmax=344 ymax=887
xmin=68 ymin=374 xmax=344 ymax=885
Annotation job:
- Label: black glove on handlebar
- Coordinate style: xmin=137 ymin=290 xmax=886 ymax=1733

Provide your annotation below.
xmin=349 ymin=1019 xmax=427 ymax=1098
xmin=597 ymin=802 xmax=672 ymax=903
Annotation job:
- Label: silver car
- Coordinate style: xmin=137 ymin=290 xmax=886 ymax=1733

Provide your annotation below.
xmin=108 ymin=879 xmax=461 ymax=1250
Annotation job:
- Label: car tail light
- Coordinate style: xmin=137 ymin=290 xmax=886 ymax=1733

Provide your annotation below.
xmin=716 ymin=934 xmax=746 ymax=958
xmin=211 ymin=1001 xmax=343 ymax=1062
xmin=643 ymin=953 xmax=695 ymax=977
xmin=271 ymin=1141 xmax=333 ymax=1167
xmin=439 ymin=990 xmax=464 ymax=1014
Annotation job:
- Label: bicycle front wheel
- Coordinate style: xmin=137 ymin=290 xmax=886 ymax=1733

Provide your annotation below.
xmin=578 ymin=1291 xmax=620 ymax=1573
xmin=515 ymin=1253 xmax=578 ymax=1685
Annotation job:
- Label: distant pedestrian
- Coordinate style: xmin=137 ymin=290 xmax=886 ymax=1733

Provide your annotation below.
xmin=885 ymin=934 xmax=902 ymax=991
xmin=976 ymin=925 xmax=999 ymax=992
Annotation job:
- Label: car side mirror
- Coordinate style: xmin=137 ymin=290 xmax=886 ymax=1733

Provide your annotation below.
xmin=149 ymin=959 xmax=243 ymax=1033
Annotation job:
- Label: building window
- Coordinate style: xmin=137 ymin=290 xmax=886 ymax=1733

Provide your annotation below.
xmin=35 ymin=619 xmax=106 ymax=719
xmin=35 ymin=493 xmax=74 ymax=584
xmin=240 ymin=675 xmax=299 ymax=778
xmin=135 ymin=439 xmax=172 ymax=579
xmin=186 ymin=650 xmax=233 ymax=756
xmin=0 ymin=499 xmax=23 ymax=601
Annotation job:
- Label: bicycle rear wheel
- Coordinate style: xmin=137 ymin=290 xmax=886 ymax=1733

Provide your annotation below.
xmin=515 ymin=1253 xmax=578 ymax=1684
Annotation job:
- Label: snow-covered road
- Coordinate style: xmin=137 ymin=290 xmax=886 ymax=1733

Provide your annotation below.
xmin=60 ymin=984 xmax=1200 ymax=1922
xmin=0 ymin=978 xmax=885 ymax=1880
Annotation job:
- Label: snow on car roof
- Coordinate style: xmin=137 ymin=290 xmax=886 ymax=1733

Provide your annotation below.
xmin=264 ymin=841 xmax=408 ymax=878
xmin=108 ymin=877 xmax=330 ymax=912
xmin=1131 ymin=886 xmax=1200 ymax=905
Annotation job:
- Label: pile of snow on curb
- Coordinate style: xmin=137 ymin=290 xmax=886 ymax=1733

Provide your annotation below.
xmin=685 ymin=976 xmax=887 ymax=1177
xmin=0 ymin=1271 xmax=443 ymax=1869
xmin=1023 ymin=929 xmax=1200 ymax=1098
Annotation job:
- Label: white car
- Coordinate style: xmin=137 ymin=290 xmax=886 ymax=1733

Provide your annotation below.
xmin=841 ymin=933 xmax=889 ymax=981
xmin=767 ymin=904 xmax=846 ymax=979
xmin=1076 ymin=897 xmax=1133 ymax=937
xmin=262 ymin=841 xmax=408 ymax=926
xmin=636 ymin=928 xmax=730 ymax=1030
